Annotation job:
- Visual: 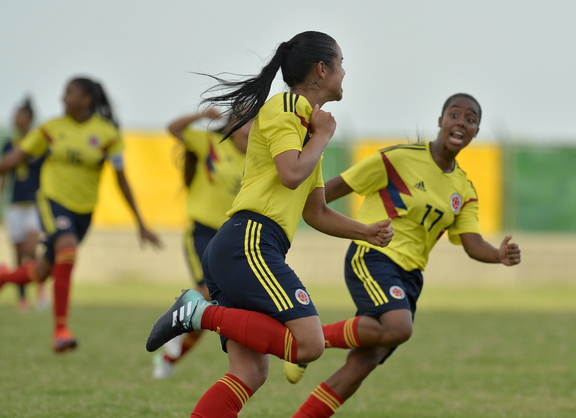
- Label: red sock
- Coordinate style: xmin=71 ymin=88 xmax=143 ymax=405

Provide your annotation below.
xmin=201 ymin=306 xmax=298 ymax=362
xmin=322 ymin=317 xmax=364 ymax=349
xmin=165 ymin=331 xmax=203 ymax=364
xmin=0 ymin=260 xmax=36 ymax=285
xmin=292 ymin=382 xmax=344 ymax=418
xmin=52 ymin=247 xmax=76 ymax=331
xmin=190 ymin=373 xmax=253 ymax=418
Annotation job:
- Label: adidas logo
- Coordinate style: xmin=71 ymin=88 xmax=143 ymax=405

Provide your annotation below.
xmin=413 ymin=181 xmax=426 ymax=191
xmin=172 ymin=301 xmax=194 ymax=327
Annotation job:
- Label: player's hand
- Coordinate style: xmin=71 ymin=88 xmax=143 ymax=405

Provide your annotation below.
xmin=139 ymin=225 xmax=163 ymax=249
xmin=499 ymin=235 xmax=520 ymax=266
xmin=309 ymin=104 xmax=337 ymax=142
xmin=365 ymin=218 xmax=394 ymax=247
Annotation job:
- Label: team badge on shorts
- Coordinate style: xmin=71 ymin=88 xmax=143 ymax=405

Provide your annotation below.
xmin=450 ymin=193 xmax=462 ymax=213
xmin=389 ymin=286 xmax=405 ymax=299
xmin=295 ymin=289 xmax=310 ymax=305
xmin=56 ymin=216 xmax=71 ymax=230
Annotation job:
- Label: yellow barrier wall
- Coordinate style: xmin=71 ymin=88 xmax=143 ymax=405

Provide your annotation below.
xmin=93 ymin=131 xmax=187 ymax=228
xmin=93 ymin=133 xmax=502 ymax=234
xmin=353 ymin=139 xmax=502 ymax=234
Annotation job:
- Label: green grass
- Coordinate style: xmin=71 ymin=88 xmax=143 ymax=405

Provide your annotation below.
xmin=0 ymin=282 xmax=575 ymax=417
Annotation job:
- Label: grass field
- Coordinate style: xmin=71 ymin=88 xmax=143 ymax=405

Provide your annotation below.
xmin=0 ymin=280 xmax=575 ymax=418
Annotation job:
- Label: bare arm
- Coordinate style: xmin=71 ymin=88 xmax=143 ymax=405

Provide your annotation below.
xmin=167 ymin=107 xmax=222 ymax=141
xmin=460 ymin=233 xmax=521 ymax=266
xmin=274 ymin=105 xmax=336 ymax=190
xmin=302 ymin=187 xmax=393 ymax=247
xmin=115 ymin=169 xmax=162 ymax=248
xmin=324 ymin=175 xmax=354 ymax=203
xmin=0 ymin=148 xmax=28 ymax=175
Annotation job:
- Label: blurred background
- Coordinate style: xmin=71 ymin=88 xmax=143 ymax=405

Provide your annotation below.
xmin=1 ymin=0 xmax=575 ymax=286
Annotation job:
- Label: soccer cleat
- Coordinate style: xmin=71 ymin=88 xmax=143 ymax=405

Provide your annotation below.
xmin=283 ymin=361 xmax=308 ymax=384
xmin=146 ymin=289 xmax=217 ymax=352
xmin=52 ymin=328 xmax=78 ymax=353
xmin=152 ymin=352 xmax=174 ymax=379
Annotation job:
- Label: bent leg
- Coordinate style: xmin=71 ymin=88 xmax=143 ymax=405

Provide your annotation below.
xmin=191 ymin=340 xmax=262 ymax=417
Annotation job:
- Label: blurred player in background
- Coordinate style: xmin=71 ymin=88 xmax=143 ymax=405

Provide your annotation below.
xmin=152 ymin=108 xmax=251 ymax=378
xmin=145 ymin=31 xmax=393 ymax=417
xmin=0 ymin=76 xmax=161 ymax=352
xmin=287 ymin=93 xmax=521 ymax=418
xmin=0 ymin=97 xmax=48 ymax=312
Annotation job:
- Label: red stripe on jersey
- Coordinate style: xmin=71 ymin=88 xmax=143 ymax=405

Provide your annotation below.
xmin=463 ymin=198 xmax=478 ymax=206
xmin=40 ymin=127 xmax=54 ymax=144
xmin=379 ymin=188 xmax=399 ymax=218
xmin=381 ymin=154 xmax=411 ymax=195
xmin=294 ymin=111 xmax=310 ymax=130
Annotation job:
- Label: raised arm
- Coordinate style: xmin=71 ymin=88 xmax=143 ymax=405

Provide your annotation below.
xmin=274 ymin=105 xmax=335 ymax=190
xmin=167 ymin=107 xmax=222 ymax=141
xmin=460 ymin=233 xmax=521 ymax=266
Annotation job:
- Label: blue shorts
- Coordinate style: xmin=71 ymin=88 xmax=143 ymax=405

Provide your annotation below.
xmin=183 ymin=221 xmax=218 ymax=286
xmin=345 ymin=242 xmax=423 ymax=364
xmin=203 ymin=211 xmax=318 ymax=324
xmin=36 ymin=193 xmax=92 ymax=263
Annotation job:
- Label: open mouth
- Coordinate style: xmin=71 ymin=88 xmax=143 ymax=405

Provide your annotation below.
xmin=449 ymin=131 xmax=465 ymax=144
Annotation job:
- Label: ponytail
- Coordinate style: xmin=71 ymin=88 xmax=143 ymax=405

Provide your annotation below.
xmin=69 ymin=77 xmax=119 ymax=127
xmin=198 ymin=31 xmax=338 ymax=139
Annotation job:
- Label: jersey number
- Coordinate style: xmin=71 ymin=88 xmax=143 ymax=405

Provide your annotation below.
xmin=66 ymin=149 xmax=82 ymax=164
xmin=420 ymin=204 xmax=444 ymax=232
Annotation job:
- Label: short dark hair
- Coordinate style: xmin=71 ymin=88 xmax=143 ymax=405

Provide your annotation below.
xmin=441 ymin=93 xmax=482 ymax=123
xmin=19 ymin=96 xmax=34 ymax=121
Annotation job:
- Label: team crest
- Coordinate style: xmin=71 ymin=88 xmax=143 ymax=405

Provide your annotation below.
xmin=88 ymin=136 xmax=100 ymax=147
xmin=389 ymin=286 xmax=405 ymax=299
xmin=450 ymin=193 xmax=462 ymax=213
xmin=295 ymin=289 xmax=310 ymax=305
xmin=56 ymin=216 xmax=71 ymax=230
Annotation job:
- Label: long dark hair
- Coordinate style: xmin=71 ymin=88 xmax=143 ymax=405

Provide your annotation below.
xmin=70 ymin=77 xmax=119 ymax=127
xmin=198 ymin=31 xmax=339 ymax=139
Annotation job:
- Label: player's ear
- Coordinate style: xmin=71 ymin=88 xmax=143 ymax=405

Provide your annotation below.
xmin=437 ymin=116 xmax=442 ymax=128
xmin=315 ymin=61 xmax=327 ymax=79
xmin=474 ymin=126 xmax=480 ymax=137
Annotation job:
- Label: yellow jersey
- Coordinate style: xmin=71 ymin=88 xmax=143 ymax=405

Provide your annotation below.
xmin=183 ymin=128 xmax=245 ymax=230
xmin=341 ymin=142 xmax=480 ymax=271
xmin=19 ymin=114 xmax=123 ymax=214
xmin=228 ymin=92 xmax=324 ymax=242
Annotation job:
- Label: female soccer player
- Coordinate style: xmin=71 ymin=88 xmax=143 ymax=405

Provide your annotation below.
xmin=287 ymin=93 xmax=522 ymax=417
xmin=0 ymin=76 xmax=161 ymax=352
xmin=0 ymin=97 xmax=47 ymax=311
xmin=146 ymin=31 xmax=394 ymax=417
xmin=152 ymin=108 xmax=251 ymax=378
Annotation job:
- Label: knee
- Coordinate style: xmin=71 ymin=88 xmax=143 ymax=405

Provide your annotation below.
xmin=388 ymin=324 xmax=413 ymax=346
xmin=230 ymin=362 xmax=269 ymax=392
xmin=250 ymin=366 xmax=269 ymax=391
xmin=378 ymin=323 xmax=412 ymax=347
xmin=296 ymin=336 xmax=325 ymax=364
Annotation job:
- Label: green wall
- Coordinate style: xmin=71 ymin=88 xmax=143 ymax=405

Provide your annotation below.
xmin=505 ymin=145 xmax=576 ymax=232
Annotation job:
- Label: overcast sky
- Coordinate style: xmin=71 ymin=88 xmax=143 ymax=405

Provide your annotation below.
xmin=2 ymin=0 xmax=575 ymax=143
